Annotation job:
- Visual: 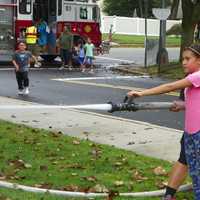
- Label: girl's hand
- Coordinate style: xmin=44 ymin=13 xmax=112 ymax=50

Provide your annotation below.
xmin=15 ymin=66 xmax=19 ymax=72
xmin=127 ymin=90 xmax=143 ymax=98
xmin=170 ymin=100 xmax=185 ymax=112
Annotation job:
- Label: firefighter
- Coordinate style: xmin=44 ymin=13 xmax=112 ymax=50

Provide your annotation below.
xmin=25 ymin=23 xmax=41 ymax=67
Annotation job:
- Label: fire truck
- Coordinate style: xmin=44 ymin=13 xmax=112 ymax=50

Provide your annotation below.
xmin=0 ymin=0 xmax=102 ymax=62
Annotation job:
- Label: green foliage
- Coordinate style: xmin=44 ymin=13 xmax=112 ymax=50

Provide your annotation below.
xmin=103 ymin=0 xmax=171 ymax=17
xmin=103 ymin=0 xmax=138 ymax=17
xmin=102 ymin=34 xmax=181 ymax=47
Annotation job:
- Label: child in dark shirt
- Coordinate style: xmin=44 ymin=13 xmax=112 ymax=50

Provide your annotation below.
xmin=12 ymin=42 xmax=36 ymax=95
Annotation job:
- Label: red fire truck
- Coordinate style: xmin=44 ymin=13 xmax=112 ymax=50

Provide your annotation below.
xmin=0 ymin=0 xmax=102 ymax=62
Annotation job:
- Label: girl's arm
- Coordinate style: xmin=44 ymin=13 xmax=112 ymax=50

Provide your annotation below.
xmin=128 ymin=78 xmax=192 ymax=98
xmin=12 ymin=60 xmax=19 ymax=71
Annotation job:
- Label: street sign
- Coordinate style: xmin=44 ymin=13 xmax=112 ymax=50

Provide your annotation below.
xmin=152 ymin=8 xmax=170 ymax=20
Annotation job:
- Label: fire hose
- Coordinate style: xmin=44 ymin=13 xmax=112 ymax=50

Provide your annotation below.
xmin=0 ymin=97 xmax=174 ymax=112
xmin=0 ymin=180 xmax=192 ymax=198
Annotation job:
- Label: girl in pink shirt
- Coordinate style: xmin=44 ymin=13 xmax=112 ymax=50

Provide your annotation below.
xmin=127 ymin=44 xmax=200 ymax=199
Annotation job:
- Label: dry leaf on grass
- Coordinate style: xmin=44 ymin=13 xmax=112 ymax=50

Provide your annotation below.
xmin=114 ymin=180 xmax=124 ymax=187
xmin=153 ymin=166 xmax=167 ymax=176
xmin=132 ymin=170 xmax=148 ymax=182
xmin=72 ymin=140 xmax=80 ymax=145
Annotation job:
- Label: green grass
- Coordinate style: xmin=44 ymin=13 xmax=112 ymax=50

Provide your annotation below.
xmin=103 ymin=34 xmax=181 ymax=47
xmin=145 ymin=62 xmax=185 ymax=80
xmin=0 ymin=120 xmax=193 ymax=199
xmin=114 ymin=62 xmax=185 ymax=80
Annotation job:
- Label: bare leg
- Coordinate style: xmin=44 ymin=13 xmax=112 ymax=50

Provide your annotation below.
xmin=163 ymin=161 xmax=188 ymax=199
xmin=81 ymin=64 xmax=86 ymax=72
xmin=167 ymin=161 xmax=188 ymax=189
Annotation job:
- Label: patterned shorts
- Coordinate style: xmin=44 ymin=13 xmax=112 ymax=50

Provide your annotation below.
xmin=184 ymin=131 xmax=200 ymax=200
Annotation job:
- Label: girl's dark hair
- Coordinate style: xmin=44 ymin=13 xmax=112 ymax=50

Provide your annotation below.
xmin=185 ymin=44 xmax=200 ymax=57
xmin=18 ymin=42 xmax=26 ymax=46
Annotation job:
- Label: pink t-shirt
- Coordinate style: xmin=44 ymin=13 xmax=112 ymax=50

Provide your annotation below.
xmin=185 ymin=71 xmax=200 ymax=134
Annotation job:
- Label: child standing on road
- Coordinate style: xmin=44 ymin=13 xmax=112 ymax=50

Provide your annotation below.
xmin=84 ymin=37 xmax=94 ymax=73
xmin=77 ymin=39 xmax=86 ymax=72
xmin=127 ymin=44 xmax=200 ymax=200
xmin=12 ymin=42 xmax=35 ymax=95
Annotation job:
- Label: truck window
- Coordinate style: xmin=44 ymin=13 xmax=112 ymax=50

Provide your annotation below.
xmin=49 ymin=0 xmax=57 ymax=16
xmin=19 ymin=0 xmax=31 ymax=14
xmin=92 ymin=6 xmax=97 ymax=20
xmin=80 ymin=7 xmax=87 ymax=19
xmin=58 ymin=0 xmax=62 ymax=16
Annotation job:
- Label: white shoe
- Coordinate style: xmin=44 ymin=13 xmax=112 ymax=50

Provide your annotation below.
xmin=89 ymin=69 xmax=94 ymax=74
xmin=59 ymin=66 xmax=65 ymax=70
xmin=54 ymin=56 xmax=62 ymax=62
xmin=34 ymin=63 xmax=40 ymax=68
xmin=18 ymin=90 xmax=23 ymax=95
xmin=81 ymin=68 xmax=86 ymax=73
xmin=68 ymin=66 xmax=72 ymax=71
xmin=37 ymin=56 xmax=44 ymax=61
xmin=24 ymin=87 xmax=29 ymax=95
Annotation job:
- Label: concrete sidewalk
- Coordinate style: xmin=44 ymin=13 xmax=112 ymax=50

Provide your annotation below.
xmin=0 ymin=96 xmax=182 ymax=162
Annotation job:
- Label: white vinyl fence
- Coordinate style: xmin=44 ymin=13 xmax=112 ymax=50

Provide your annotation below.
xmin=101 ymin=16 xmax=181 ymax=36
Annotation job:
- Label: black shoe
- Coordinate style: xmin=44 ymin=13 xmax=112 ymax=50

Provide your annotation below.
xmin=162 ymin=195 xmax=176 ymax=200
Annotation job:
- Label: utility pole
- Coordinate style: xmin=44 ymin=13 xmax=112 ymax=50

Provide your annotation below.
xmin=159 ymin=0 xmax=167 ymax=53
xmin=144 ymin=0 xmax=148 ymax=68
xmin=156 ymin=0 xmax=169 ymax=73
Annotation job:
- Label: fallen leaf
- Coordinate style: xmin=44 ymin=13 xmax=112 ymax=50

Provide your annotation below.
xmin=132 ymin=170 xmax=148 ymax=181
xmin=51 ymin=132 xmax=62 ymax=138
xmin=52 ymin=161 xmax=58 ymax=165
xmin=153 ymin=166 xmax=167 ymax=176
xmin=72 ymin=140 xmax=80 ymax=145
xmin=0 ymin=176 xmax=6 ymax=180
xmin=114 ymin=181 xmax=124 ymax=187
xmin=106 ymin=190 xmax=119 ymax=200
xmin=24 ymin=163 xmax=32 ymax=169
xmin=61 ymin=184 xmax=79 ymax=191
xmin=8 ymin=159 xmax=25 ymax=169
xmin=155 ymin=180 xmax=167 ymax=189
xmin=82 ymin=176 xmax=97 ymax=182
xmin=40 ymin=165 xmax=48 ymax=171
xmin=88 ymin=184 xmax=109 ymax=193
xmin=60 ymin=163 xmax=85 ymax=169
xmin=34 ymin=183 xmax=53 ymax=189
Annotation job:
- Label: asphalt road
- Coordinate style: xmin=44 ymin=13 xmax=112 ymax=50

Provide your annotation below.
xmin=0 ymin=67 xmax=184 ymax=131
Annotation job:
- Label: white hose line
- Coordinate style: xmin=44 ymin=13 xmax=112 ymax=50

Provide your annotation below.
xmin=0 ymin=104 xmax=112 ymax=111
xmin=0 ymin=181 xmax=192 ymax=198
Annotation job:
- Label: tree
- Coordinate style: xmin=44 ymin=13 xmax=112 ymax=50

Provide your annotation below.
xmin=169 ymin=0 xmax=180 ymax=19
xmin=103 ymin=0 xmax=171 ymax=18
xmin=103 ymin=0 xmax=138 ymax=17
xmin=180 ymin=0 xmax=200 ymax=56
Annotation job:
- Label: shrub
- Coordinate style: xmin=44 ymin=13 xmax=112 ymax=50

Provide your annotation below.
xmin=166 ymin=23 xmax=182 ymax=36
